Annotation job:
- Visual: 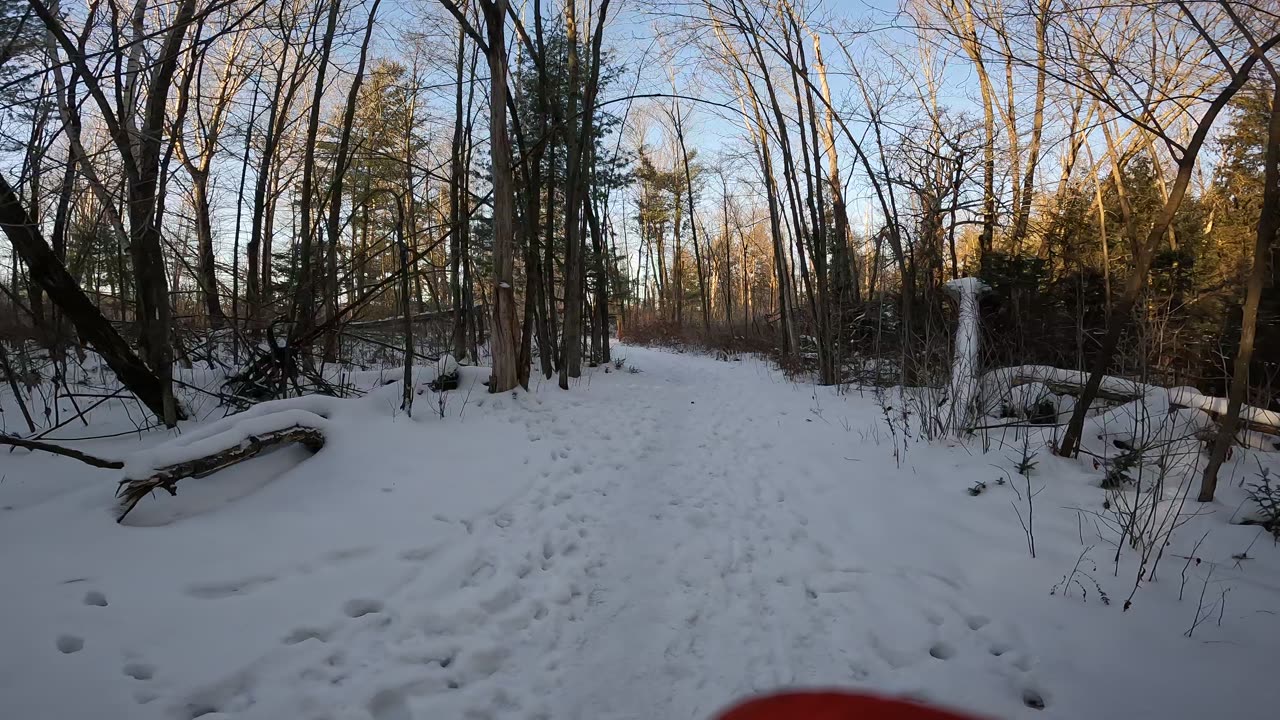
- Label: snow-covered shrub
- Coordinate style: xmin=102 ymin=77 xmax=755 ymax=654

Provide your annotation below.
xmin=427 ymin=354 xmax=462 ymax=392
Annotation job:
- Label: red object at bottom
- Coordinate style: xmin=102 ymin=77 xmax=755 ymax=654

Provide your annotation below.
xmin=715 ymin=692 xmax=981 ymax=720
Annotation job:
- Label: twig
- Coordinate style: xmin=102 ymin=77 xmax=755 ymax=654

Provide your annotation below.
xmin=1179 ymin=530 xmax=1210 ymax=601
xmin=1185 ymin=565 xmax=1216 ymax=638
xmin=0 ymin=433 xmax=124 ymax=469
xmin=0 ymin=343 xmax=37 ymax=433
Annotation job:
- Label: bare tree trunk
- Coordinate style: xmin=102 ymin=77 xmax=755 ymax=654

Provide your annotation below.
xmin=1199 ymin=77 xmax=1280 ymax=501
xmin=813 ymin=33 xmax=855 ymax=307
xmin=395 ymin=197 xmax=414 ymax=416
xmin=450 ymin=22 xmax=470 ymax=362
xmin=321 ymin=0 xmax=382 ymax=362
xmin=720 ymin=171 xmax=733 ymax=328
xmin=0 ymin=175 xmax=174 ymax=421
xmin=559 ymin=0 xmax=586 ymax=382
xmin=232 ymin=83 xmax=260 ymax=362
xmin=588 ymin=194 xmax=610 ymax=364
xmin=174 ymin=23 xmax=247 ymax=330
xmin=526 ymin=6 xmax=555 ymax=380
xmin=248 ymin=20 xmax=307 ymax=331
xmin=558 ymin=0 xmax=611 ymax=388
xmin=671 ymin=98 xmax=710 ymax=333
xmin=1057 ymin=54 xmax=1270 ymax=457
xmin=122 ymin=0 xmax=199 ymax=426
xmin=292 ymin=0 xmax=343 ymax=342
xmin=1009 ymin=0 xmax=1049 ymax=250
xmin=483 ymin=0 xmax=520 ymax=393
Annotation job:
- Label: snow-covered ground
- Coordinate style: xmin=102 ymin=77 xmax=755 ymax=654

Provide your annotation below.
xmin=2 ymin=344 xmax=1277 ymax=720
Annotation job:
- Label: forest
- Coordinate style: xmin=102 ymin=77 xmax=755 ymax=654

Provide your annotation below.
xmin=5 ymin=0 xmax=1278 ymax=498
xmin=3 ymin=2 xmax=1280 ymax=719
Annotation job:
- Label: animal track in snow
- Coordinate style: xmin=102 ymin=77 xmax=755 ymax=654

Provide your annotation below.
xmin=83 ymin=590 xmax=108 ymax=606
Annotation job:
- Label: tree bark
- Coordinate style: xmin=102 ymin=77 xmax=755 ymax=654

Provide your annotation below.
xmin=1199 ymin=78 xmax=1280 ymax=502
xmin=483 ymin=0 xmax=520 ymax=393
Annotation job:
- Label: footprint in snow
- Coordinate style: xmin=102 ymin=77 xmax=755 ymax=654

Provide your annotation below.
xmin=56 ymin=634 xmax=84 ymax=654
xmin=399 ymin=546 xmax=437 ymax=562
xmin=965 ymin=614 xmax=990 ymax=631
xmin=282 ymin=627 xmax=330 ymax=645
xmin=1022 ymin=687 xmax=1048 ymax=710
xmin=928 ymin=642 xmax=955 ymax=660
xmin=123 ymin=662 xmax=155 ymax=680
xmin=83 ymin=590 xmax=108 ymax=607
xmin=342 ymin=598 xmax=384 ymax=618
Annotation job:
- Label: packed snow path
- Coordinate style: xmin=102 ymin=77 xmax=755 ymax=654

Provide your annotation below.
xmin=2 ymin=346 xmax=1276 ymax=720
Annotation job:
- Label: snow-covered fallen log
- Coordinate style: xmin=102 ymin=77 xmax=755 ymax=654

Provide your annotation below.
xmin=114 ymin=396 xmax=336 ymax=522
xmin=979 ymin=365 xmax=1280 ymax=442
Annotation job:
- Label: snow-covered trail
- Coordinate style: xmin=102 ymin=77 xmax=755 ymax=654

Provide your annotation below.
xmin=172 ymin=350 xmax=1046 ymax=720
xmin=3 ymin=345 xmax=1276 ymax=720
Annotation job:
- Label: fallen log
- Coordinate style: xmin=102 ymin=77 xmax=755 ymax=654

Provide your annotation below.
xmin=115 ymin=424 xmax=325 ymax=523
xmin=986 ymin=366 xmax=1280 ymax=444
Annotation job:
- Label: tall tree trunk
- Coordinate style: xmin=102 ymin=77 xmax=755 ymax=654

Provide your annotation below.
xmin=1057 ymin=53 xmax=1270 ymax=457
xmin=671 ymin=99 xmax=710 ymax=333
xmin=813 ymin=33 xmax=855 ymax=307
xmin=450 ymin=22 xmax=470 ymax=362
xmin=483 ymin=0 xmax=520 ymax=393
xmin=232 ymin=83 xmax=260 ymax=362
xmin=247 ymin=31 xmax=306 ymax=331
xmin=191 ymin=179 xmax=226 ymax=326
xmin=123 ymin=0 xmax=199 ymax=426
xmin=1199 ymin=78 xmax=1280 ymax=502
xmin=558 ymin=0 xmax=611 ymax=387
xmin=588 ymin=191 xmax=610 ymax=364
xmin=321 ymin=0 xmax=382 ymax=361
xmin=292 ymin=0 xmax=343 ymax=343
xmin=1009 ymin=0 xmax=1050 ymax=250
xmin=560 ymin=0 xmax=587 ymax=386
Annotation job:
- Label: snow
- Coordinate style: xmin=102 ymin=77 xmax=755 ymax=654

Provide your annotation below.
xmin=2 ymin=345 xmax=1278 ymax=720
xmin=944 ymin=277 xmax=989 ymax=434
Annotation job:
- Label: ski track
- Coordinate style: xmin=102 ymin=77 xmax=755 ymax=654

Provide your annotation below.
xmin=162 ymin=351 xmax=1043 ymax=720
